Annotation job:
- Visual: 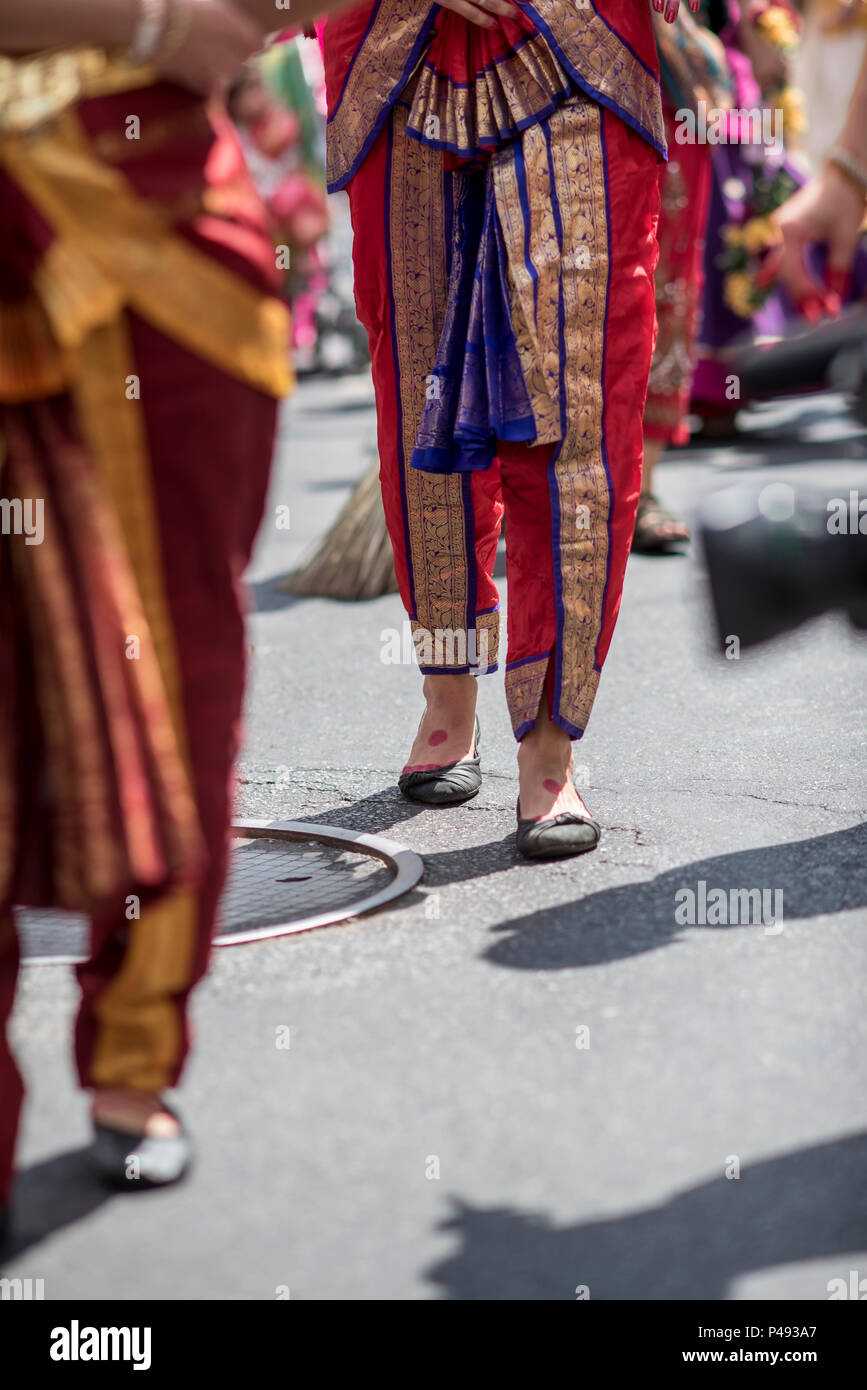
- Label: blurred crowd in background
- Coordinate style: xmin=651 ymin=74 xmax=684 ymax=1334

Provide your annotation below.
xmin=226 ymin=32 xmax=366 ymax=376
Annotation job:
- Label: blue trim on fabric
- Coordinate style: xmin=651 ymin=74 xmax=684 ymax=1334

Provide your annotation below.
xmin=514 ymin=3 xmax=667 ymax=160
xmin=595 ymin=114 xmax=615 ymax=671
xmin=444 ymin=169 xmax=455 ymax=280
xmin=403 ymin=91 xmax=570 ymax=161
xmin=326 ymin=10 xmax=440 ymax=191
xmin=417 ymin=662 xmax=498 ymax=676
xmin=461 ymin=471 xmax=478 ymax=642
xmin=543 ymin=119 xmax=567 ymax=724
xmin=513 ymin=142 xmax=537 ymax=321
xmin=586 ymin=0 xmax=658 ymax=82
xmin=552 ymin=712 xmax=586 ymax=740
xmin=384 ymin=116 xmax=416 ymax=618
xmin=327 ymin=2 xmax=382 ymax=123
xmin=506 ymin=649 xmax=550 ymax=672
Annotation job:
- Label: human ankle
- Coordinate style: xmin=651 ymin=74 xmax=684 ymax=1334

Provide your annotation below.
xmin=422 ymin=674 xmax=476 ymax=710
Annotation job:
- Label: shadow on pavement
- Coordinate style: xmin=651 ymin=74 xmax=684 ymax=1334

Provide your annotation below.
xmin=485 ymin=820 xmax=867 ymax=970
xmin=427 ymin=1130 xmax=867 ymax=1299
xmin=0 ymin=1147 xmax=111 ymax=1261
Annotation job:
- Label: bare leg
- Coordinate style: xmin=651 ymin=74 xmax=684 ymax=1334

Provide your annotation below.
xmin=517 ymin=695 xmax=593 ymax=822
xmin=91 ymin=1089 xmax=181 ymax=1138
xmin=403 ymin=672 xmax=478 ymax=772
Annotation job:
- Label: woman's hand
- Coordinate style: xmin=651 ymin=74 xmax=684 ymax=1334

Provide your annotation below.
xmin=771 ymin=165 xmax=865 ymax=316
xmin=651 ymin=1 xmax=701 ymax=22
xmin=153 ymin=0 xmax=265 ymax=95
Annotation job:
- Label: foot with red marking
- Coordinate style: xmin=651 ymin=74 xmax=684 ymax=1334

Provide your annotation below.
xmin=516 ymin=716 xmax=600 ymax=859
xmin=399 ymin=673 xmax=481 ymax=805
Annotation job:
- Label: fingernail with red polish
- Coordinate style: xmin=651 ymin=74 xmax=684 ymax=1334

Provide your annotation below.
xmin=827 ymin=268 xmax=851 ymax=302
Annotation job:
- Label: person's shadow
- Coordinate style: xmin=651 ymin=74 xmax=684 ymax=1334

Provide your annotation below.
xmin=288 ymin=797 xmax=867 ymax=972
xmin=427 ymin=1130 xmax=867 ymax=1299
xmin=483 ymin=819 xmax=867 ymax=971
xmin=0 ymin=1148 xmax=112 ymax=1260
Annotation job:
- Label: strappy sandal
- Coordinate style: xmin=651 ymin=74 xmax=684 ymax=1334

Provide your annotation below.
xmin=632 ymin=494 xmax=691 ymax=554
xmin=516 ymin=798 xmax=601 ymax=861
xmin=398 ymin=716 xmax=481 ymax=806
xmin=91 ymin=1102 xmax=192 ymax=1190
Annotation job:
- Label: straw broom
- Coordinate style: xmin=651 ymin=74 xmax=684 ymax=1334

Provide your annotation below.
xmin=278 ymin=452 xmax=399 ymax=601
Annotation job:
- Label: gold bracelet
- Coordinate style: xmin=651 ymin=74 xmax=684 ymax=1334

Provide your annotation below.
xmin=126 ymin=0 xmax=169 ymax=65
xmin=827 ymin=144 xmax=867 ymax=203
xmin=156 ymin=0 xmax=193 ymax=63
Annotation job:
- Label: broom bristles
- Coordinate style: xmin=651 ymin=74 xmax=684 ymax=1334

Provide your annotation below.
xmin=278 ymin=455 xmax=399 ymax=601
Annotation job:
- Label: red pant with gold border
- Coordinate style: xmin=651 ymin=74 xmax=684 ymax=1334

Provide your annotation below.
xmin=644 ymin=100 xmax=712 ymax=446
xmin=347 ymin=95 xmax=660 ymax=739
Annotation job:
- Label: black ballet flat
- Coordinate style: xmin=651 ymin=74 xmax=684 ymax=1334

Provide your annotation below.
xmin=398 ymin=716 xmax=481 ymax=806
xmin=90 ymin=1107 xmax=192 ymax=1190
xmin=516 ymin=798 xmax=601 ymax=861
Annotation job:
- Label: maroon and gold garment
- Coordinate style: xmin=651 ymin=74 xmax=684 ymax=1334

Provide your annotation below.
xmin=0 ymin=50 xmax=291 ymax=1203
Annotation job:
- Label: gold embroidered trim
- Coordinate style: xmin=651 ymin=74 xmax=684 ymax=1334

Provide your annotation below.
xmin=0 ymin=111 xmax=292 ymax=402
xmin=542 ymin=98 xmax=611 ymax=734
xmin=326 ymin=0 xmax=434 ymax=189
xmin=326 ymin=2 xmax=664 ymax=189
xmin=530 ymin=0 xmax=664 ymax=152
xmin=389 ymin=107 xmax=501 ymax=664
xmin=406 ymin=33 xmax=571 ymax=154
xmin=506 ymin=654 xmax=549 ymax=734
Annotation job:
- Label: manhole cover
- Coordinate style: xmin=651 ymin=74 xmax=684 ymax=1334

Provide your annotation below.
xmin=16 ymin=820 xmax=424 ymax=962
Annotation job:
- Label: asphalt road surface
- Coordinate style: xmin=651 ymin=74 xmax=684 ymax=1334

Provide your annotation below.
xmin=4 ymin=378 xmax=866 ymax=1300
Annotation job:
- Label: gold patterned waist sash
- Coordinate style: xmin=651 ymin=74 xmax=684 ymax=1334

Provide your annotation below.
xmin=0 ymin=71 xmax=293 ymax=403
xmin=0 ymin=46 xmax=157 ymax=134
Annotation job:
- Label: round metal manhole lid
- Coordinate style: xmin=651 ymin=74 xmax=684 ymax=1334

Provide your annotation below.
xmin=16 ymin=820 xmax=424 ymax=962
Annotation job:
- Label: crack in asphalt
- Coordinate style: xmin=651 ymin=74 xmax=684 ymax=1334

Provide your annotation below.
xmin=238 ymin=768 xmax=864 ymax=820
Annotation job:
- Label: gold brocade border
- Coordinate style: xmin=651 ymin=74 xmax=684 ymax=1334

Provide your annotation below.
xmin=389 ymin=107 xmax=500 ymax=664
xmin=0 ymin=111 xmax=292 ymax=403
xmin=506 ymin=654 xmax=550 ymax=736
xmin=529 ymin=0 xmax=665 ymax=153
xmin=492 ymin=139 xmax=562 ymax=447
xmin=72 ymin=316 xmax=200 ymax=1093
xmin=405 ymin=33 xmax=571 ymax=153
xmin=545 ymin=97 xmax=610 ymax=735
xmin=326 ymin=1 xmax=664 ymax=191
xmin=326 ymin=0 xmax=435 ymax=190
xmin=410 ymin=606 xmax=500 ymax=672
xmin=500 ymin=96 xmax=610 ymax=738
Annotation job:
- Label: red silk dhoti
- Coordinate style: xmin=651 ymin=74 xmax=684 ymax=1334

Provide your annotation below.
xmin=333 ymin=5 xmax=662 ymax=737
xmin=0 ymin=62 xmax=289 ymax=1203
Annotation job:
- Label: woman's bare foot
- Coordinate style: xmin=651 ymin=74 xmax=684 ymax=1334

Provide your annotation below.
xmin=402 ymin=673 xmax=478 ymax=772
xmin=517 ymin=712 xmax=592 ymax=822
xmin=91 ymin=1089 xmax=181 ymax=1139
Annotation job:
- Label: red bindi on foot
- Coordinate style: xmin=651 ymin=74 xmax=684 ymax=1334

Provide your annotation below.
xmin=543 ymin=778 xmax=562 ymax=796
xmin=428 ymin=729 xmax=448 ymax=747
